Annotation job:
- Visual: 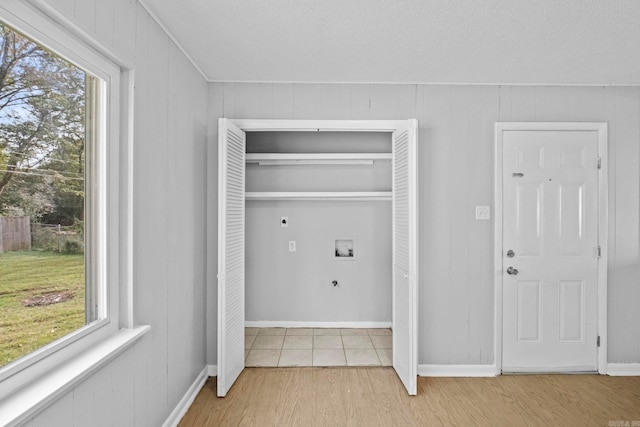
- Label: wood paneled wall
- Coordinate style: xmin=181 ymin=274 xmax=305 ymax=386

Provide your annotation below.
xmin=207 ymin=83 xmax=640 ymax=366
xmin=15 ymin=0 xmax=640 ymax=423
xmin=22 ymin=1 xmax=209 ymax=425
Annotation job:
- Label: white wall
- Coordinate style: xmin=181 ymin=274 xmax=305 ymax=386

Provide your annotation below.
xmin=207 ymin=83 xmax=640 ymax=366
xmin=246 ymin=201 xmax=392 ymax=323
xmin=244 ymin=132 xmax=392 ymax=323
xmin=21 ymin=1 xmax=209 ymax=425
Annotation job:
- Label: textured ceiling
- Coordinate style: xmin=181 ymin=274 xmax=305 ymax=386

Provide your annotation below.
xmin=141 ymin=0 xmax=640 ymax=84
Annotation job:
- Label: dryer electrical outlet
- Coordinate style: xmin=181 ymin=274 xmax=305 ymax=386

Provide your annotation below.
xmin=281 ymin=216 xmax=288 ymax=227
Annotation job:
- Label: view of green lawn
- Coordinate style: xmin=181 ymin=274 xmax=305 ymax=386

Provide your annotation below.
xmin=0 ymin=19 xmax=90 ymax=370
xmin=0 ymin=251 xmax=84 ymax=367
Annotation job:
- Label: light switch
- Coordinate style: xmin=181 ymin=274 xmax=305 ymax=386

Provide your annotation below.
xmin=288 ymin=241 xmax=296 ymax=252
xmin=475 ymin=206 xmax=490 ymax=220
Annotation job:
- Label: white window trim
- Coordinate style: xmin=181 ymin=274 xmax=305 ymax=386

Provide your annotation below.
xmin=0 ymin=2 xmax=147 ymax=424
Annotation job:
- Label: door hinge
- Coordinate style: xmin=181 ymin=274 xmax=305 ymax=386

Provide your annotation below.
xmin=597 ymin=245 xmax=601 ymax=258
xmin=597 ymin=157 xmax=602 ymax=169
xmin=597 ymin=336 xmax=600 ymax=347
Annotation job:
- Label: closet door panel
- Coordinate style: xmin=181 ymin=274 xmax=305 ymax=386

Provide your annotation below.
xmin=392 ymin=119 xmax=418 ymax=395
xmin=217 ymin=118 xmax=246 ymax=397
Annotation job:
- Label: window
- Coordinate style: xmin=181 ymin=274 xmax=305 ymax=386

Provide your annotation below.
xmin=0 ymin=0 xmax=133 ymax=393
xmin=0 ymin=19 xmax=101 ymax=369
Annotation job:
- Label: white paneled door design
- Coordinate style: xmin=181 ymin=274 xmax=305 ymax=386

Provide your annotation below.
xmin=501 ymin=126 xmax=602 ymax=372
xmin=217 ymin=119 xmax=246 ymax=396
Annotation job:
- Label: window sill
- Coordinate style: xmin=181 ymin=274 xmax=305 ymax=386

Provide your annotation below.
xmin=0 ymin=325 xmax=150 ymax=427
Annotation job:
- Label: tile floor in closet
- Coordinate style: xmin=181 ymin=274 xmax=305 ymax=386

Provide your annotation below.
xmin=245 ymin=327 xmax=392 ymax=367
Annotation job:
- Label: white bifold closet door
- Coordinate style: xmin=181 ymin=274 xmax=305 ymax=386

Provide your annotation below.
xmin=392 ymin=119 xmax=418 ymax=395
xmin=217 ymin=119 xmax=246 ymax=397
xmin=217 ymin=118 xmax=418 ymax=397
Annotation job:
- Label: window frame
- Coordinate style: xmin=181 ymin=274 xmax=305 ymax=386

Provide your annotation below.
xmin=0 ymin=0 xmax=132 ymax=392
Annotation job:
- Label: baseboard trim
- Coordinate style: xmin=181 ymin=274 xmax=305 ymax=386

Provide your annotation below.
xmin=244 ymin=321 xmax=392 ymax=328
xmin=162 ymin=366 xmax=208 ymax=427
xmin=207 ymin=364 xmax=217 ymax=377
xmin=607 ymin=363 xmax=640 ymax=376
xmin=418 ymin=364 xmax=499 ymax=377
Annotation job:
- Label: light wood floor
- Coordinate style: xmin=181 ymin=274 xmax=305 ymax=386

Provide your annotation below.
xmin=179 ymin=368 xmax=640 ymax=426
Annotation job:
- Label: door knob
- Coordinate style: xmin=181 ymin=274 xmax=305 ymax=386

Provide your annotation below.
xmin=506 ymin=250 xmax=515 ymax=258
xmin=507 ymin=267 xmax=519 ymax=275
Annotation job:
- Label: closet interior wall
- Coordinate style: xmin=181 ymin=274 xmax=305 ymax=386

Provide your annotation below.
xmin=245 ymin=132 xmax=393 ymax=323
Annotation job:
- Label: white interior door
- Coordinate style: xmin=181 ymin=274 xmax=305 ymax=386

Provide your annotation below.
xmin=392 ymin=119 xmax=418 ymax=395
xmin=217 ymin=118 xmax=246 ymax=396
xmin=502 ymin=129 xmax=599 ymax=372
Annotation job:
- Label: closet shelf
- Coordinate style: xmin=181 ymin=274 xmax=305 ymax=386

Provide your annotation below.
xmin=246 ymin=153 xmax=391 ymax=166
xmin=245 ymin=191 xmax=392 ymax=201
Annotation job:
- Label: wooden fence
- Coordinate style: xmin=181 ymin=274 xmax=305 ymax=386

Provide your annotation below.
xmin=0 ymin=216 xmax=31 ymax=253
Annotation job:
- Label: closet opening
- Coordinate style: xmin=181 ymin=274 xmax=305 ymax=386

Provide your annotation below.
xmin=217 ymin=119 xmax=417 ymax=397
xmin=244 ymin=131 xmax=393 ymax=369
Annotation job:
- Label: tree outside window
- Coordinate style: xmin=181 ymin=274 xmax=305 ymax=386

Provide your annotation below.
xmin=0 ymin=20 xmax=95 ymax=368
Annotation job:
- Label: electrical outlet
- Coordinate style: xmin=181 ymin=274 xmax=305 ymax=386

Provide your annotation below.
xmin=288 ymin=241 xmax=296 ymax=252
xmin=475 ymin=205 xmax=490 ymax=220
xmin=280 ymin=216 xmax=288 ymax=227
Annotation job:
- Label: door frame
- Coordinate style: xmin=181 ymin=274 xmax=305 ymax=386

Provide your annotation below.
xmin=494 ymin=122 xmax=608 ymax=374
xmin=218 ymin=118 xmax=418 ymax=394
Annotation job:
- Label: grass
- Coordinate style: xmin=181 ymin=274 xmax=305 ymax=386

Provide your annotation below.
xmin=0 ymin=251 xmax=85 ymax=368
